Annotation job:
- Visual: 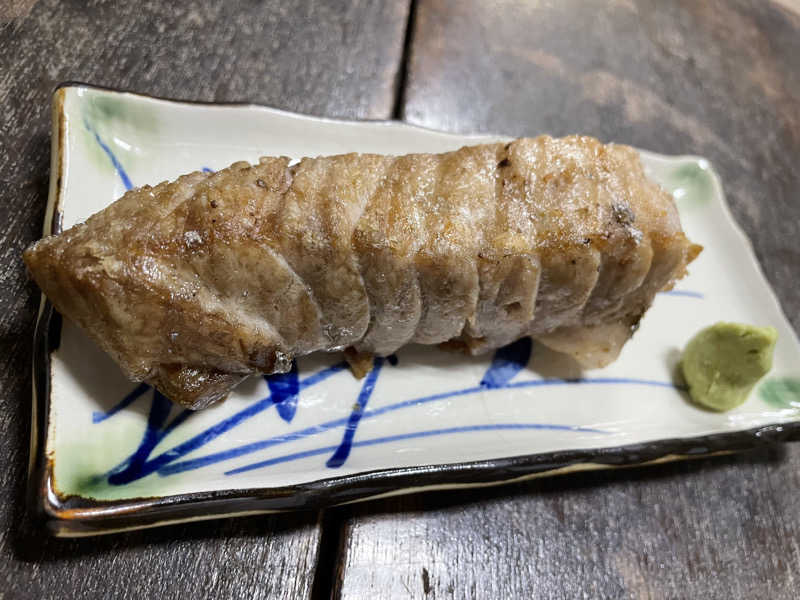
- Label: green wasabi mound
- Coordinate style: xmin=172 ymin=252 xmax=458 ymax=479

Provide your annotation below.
xmin=681 ymin=322 xmax=777 ymax=411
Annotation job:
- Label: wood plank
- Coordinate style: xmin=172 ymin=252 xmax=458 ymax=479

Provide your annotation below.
xmin=335 ymin=0 xmax=800 ymax=597
xmin=336 ymin=447 xmax=800 ymax=598
xmin=0 ymin=0 xmax=409 ymax=598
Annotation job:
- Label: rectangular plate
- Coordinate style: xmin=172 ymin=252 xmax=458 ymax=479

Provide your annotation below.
xmin=31 ymin=84 xmax=800 ymax=536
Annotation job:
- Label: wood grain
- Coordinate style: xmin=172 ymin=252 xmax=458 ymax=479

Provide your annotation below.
xmin=335 ymin=1 xmax=800 ymax=598
xmin=335 ymin=447 xmax=800 ymax=598
xmin=0 ymin=0 xmax=38 ymax=20
xmin=0 ymin=0 xmax=409 ymax=598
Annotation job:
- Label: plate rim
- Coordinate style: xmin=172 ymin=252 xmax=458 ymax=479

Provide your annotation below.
xmin=29 ymin=82 xmax=800 ymax=537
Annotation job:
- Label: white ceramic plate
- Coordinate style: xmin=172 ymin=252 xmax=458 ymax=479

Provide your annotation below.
xmin=30 ymin=84 xmax=800 ymax=536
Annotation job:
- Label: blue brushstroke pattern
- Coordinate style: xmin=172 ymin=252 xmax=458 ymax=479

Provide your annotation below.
xmin=660 ymin=290 xmax=704 ymax=298
xmin=226 ymin=422 xmax=608 ymax=475
xmin=266 ymin=361 xmax=300 ymax=423
xmin=84 ymin=119 xmax=133 ymax=190
xmin=480 ymin=337 xmax=532 ymax=388
xmin=107 ymin=389 xmax=172 ymax=483
xmin=104 ymin=361 xmax=348 ymax=484
xmin=156 ymin=374 xmax=680 ymax=479
xmin=92 ymin=382 xmax=150 ymax=423
xmin=326 ymin=357 xmax=384 ymax=468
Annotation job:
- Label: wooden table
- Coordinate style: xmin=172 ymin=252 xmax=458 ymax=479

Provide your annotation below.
xmin=1 ymin=1 xmax=798 ymax=597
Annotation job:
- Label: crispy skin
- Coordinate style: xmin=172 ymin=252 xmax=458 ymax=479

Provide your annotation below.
xmin=24 ymin=136 xmax=700 ymax=409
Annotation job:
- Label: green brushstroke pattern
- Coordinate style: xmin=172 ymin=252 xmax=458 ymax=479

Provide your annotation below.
xmin=664 ymin=162 xmax=713 ymax=207
xmin=79 ymin=90 xmax=158 ymax=177
xmin=759 ymin=377 xmax=800 ymax=410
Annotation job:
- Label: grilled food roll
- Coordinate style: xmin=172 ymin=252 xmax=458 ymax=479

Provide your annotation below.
xmin=24 ymin=136 xmax=701 ymax=409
